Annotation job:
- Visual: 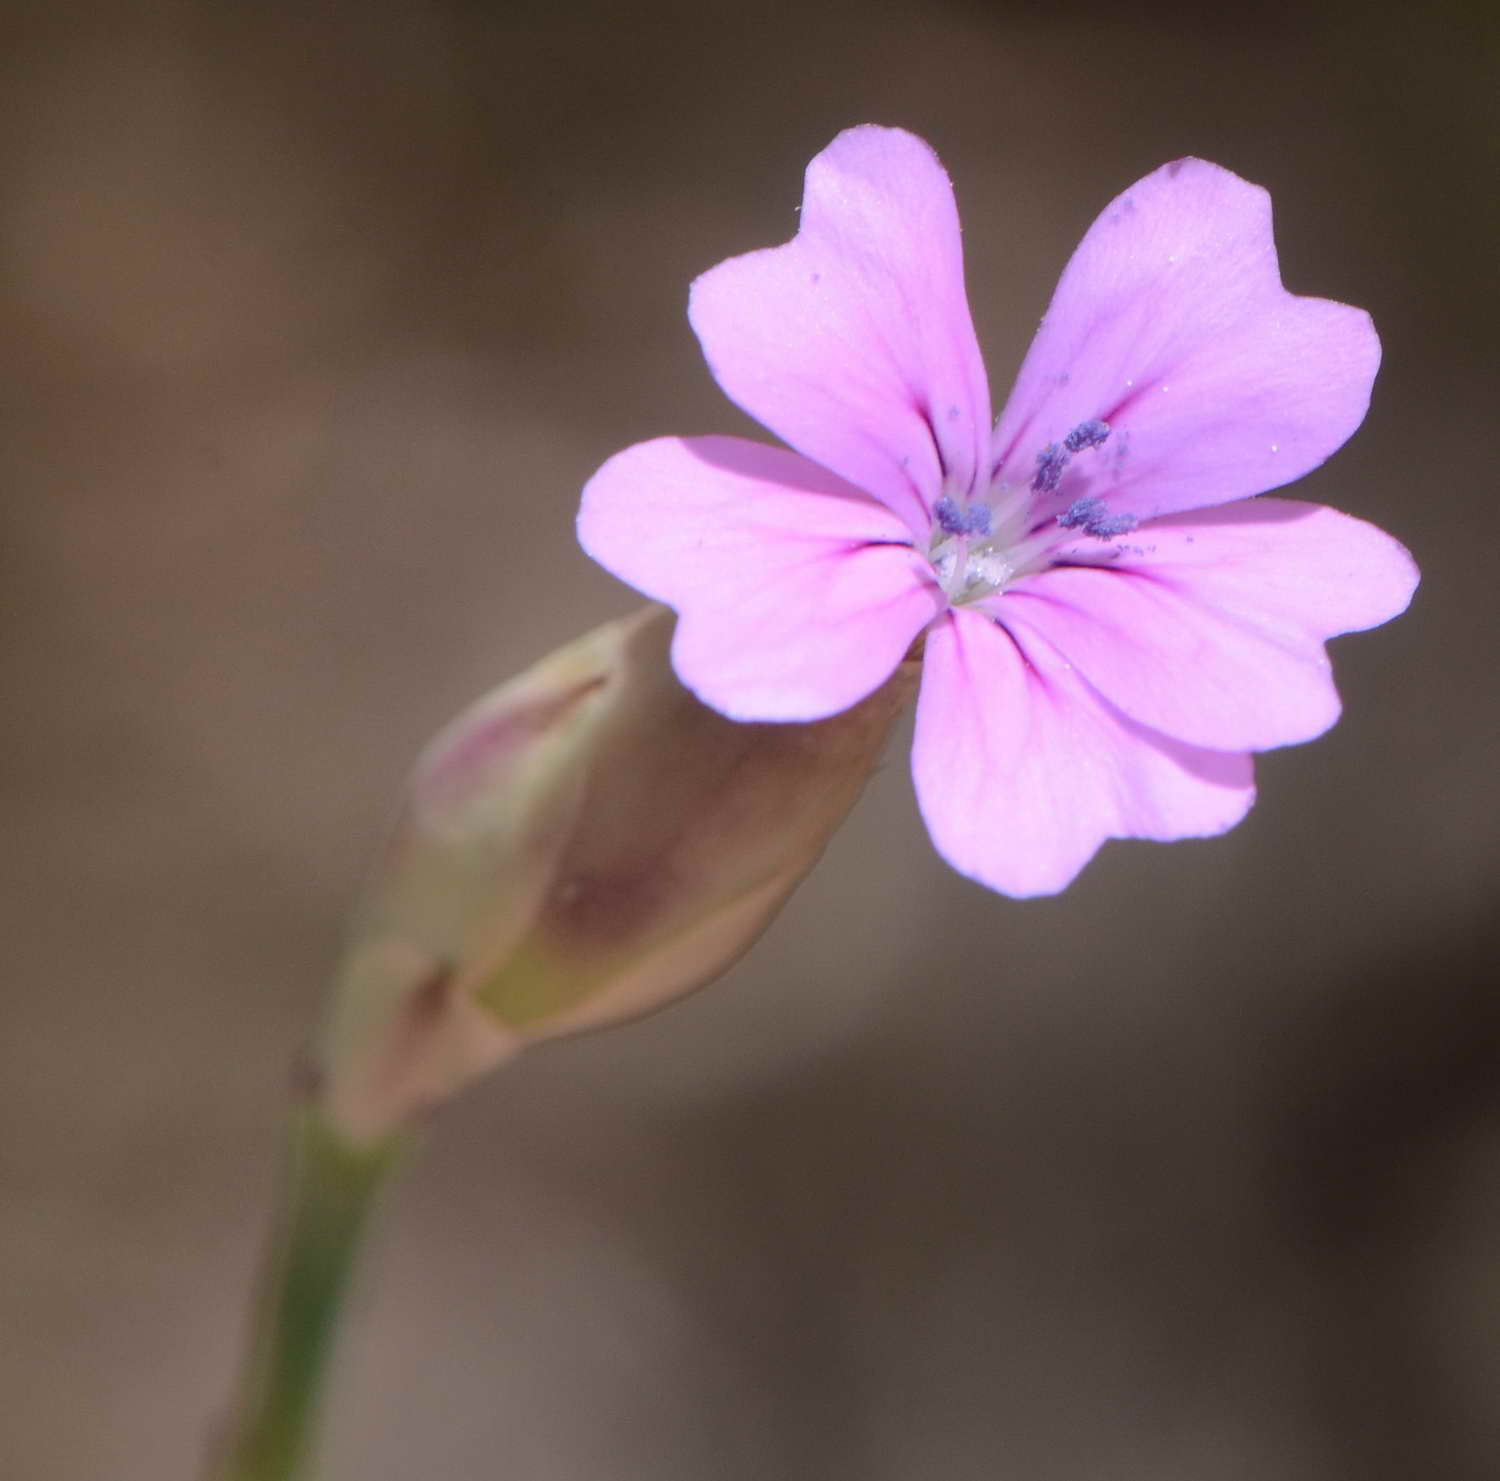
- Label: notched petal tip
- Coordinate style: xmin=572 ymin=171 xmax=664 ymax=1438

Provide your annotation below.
xmin=992 ymin=150 xmax=1384 ymax=522
xmin=803 ymin=122 xmax=951 ymax=186
xmin=686 ymin=122 xmax=991 ymax=532
xmin=580 ymin=434 xmax=942 ymax=724
xmin=912 ymin=611 xmax=1257 ymax=898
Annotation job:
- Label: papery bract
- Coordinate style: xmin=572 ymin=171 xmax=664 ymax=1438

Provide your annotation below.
xmin=579 ymin=127 xmax=1418 ymax=896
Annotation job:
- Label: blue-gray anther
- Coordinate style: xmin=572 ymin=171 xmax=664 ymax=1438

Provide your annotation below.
xmin=935 ymin=497 xmax=968 ymax=535
xmin=1032 ymin=443 xmax=1071 ymax=494
xmin=1063 ymin=418 xmax=1111 ymax=453
xmin=1085 ymin=509 xmax=1138 ymax=538
xmin=1056 ymin=496 xmax=1101 ymax=530
xmin=935 ymin=498 xmax=992 ymax=537
xmin=1057 ymin=496 xmax=1139 ymax=540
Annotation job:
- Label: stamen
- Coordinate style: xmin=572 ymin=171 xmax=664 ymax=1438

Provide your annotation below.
xmin=1087 ymin=511 xmax=1139 ymax=538
xmin=935 ymin=497 xmax=992 ymax=537
xmin=1032 ymin=443 xmax=1070 ymax=494
xmin=1056 ymin=496 xmax=1100 ymax=530
xmin=934 ymin=497 xmax=968 ymax=535
xmin=1063 ymin=418 xmax=1111 ymax=453
xmin=1057 ymin=496 xmax=1139 ymax=540
xmin=1033 ymin=419 xmax=1113 ymax=496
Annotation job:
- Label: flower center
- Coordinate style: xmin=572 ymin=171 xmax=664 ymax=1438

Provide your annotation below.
xmin=926 ymin=418 xmax=1134 ymax=604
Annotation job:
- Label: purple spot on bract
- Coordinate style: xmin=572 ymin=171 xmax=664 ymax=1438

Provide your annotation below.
xmin=947 ymin=404 xmax=961 ymax=421
xmin=1168 ymin=159 xmax=1186 ymax=178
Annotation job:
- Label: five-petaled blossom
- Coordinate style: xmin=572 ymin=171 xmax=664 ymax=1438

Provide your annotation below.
xmin=578 ymin=126 xmax=1417 ymax=896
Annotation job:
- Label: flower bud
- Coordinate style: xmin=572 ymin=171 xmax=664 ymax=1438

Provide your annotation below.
xmin=318 ymin=605 xmax=915 ymax=1143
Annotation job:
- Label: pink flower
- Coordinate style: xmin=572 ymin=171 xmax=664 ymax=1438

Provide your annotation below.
xmin=578 ymin=127 xmax=1418 ymax=896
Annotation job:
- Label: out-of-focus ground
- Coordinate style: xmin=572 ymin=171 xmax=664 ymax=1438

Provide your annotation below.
xmin=1 ymin=1 xmax=1496 ymax=1477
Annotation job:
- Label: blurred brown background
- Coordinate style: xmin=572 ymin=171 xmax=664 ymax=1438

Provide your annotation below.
xmin=2 ymin=1 xmax=1496 ymax=1477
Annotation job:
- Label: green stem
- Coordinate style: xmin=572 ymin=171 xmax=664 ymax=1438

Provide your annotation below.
xmin=211 ymin=1108 xmax=404 ymax=1481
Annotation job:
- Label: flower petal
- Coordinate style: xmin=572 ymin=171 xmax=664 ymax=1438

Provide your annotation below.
xmin=993 ymin=499 xmax=1419 ymax=751
xmin=578 ymin=435 xmax=943 ymax=722
xmin=990 ymin=158 xmax=1380 ymax=523
xmin=912 ymin=608 xmax=1255 ymax=897
xmin=689 ymin=125 xmax=992 ymax=537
